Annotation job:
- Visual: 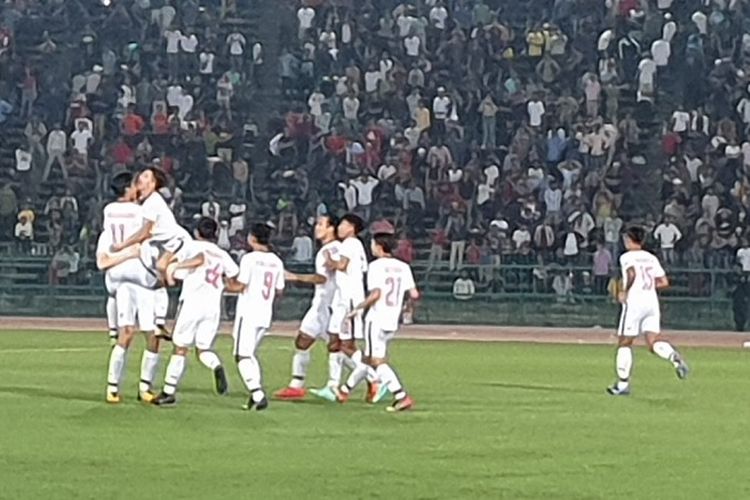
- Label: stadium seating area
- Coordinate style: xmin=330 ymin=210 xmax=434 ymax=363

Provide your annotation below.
xmin=1 ymin=0 xmax=750 ymax=301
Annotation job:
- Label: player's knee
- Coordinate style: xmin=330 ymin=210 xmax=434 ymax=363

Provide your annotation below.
xmin=370 ymin=357 xmax=385 ymax=367
xmin=327 ymin=337 xmax=341 ymax=352
xmin=295 ymin=334 xmax=314 ymax=351
xmin=618 ymin=336 xmax=634 ymax=347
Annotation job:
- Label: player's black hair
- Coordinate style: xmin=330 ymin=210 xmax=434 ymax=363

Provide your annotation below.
xmin=320 ymin=213 xmax=339 ymax=229
xmin=141 ymin=167 xmax=168 ymax=191
xmin=624 ymin=225 xmax=646 ymax=245
xmin=373 ymin=233 xmax=396 ymax=255
xmin=250 ymin=222 xmax=272 ymax=245
xmin=196 ymin=217 xmax=218 ymax=241
xmin=340 ymin=213 xmax=364 ymax=234
xmin=110 ymin=171 xmax=134 ymax=197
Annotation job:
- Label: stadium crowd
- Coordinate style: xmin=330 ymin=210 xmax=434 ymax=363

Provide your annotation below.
xmin=1 ymin=0 xmax=750 ymax=296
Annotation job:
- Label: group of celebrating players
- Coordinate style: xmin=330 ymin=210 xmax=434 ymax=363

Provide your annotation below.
xmin=96 ymin=168 xmax=417 ymax=412
xmin=96 ymin=168 xmax=691 ymax=413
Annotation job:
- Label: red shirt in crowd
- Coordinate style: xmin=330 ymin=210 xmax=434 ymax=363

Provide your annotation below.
xmin=122 ymin=113 xmax=145 ymax=136
xmin=111 ymin=140 xmax=134 ymax=165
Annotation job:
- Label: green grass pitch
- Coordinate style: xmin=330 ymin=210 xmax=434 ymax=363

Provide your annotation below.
xmin=0 ymin=330 xmax=747 ymax=499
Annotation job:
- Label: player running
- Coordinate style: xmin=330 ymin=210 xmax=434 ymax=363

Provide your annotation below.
xmin=97 ymin=172 xmax=164 ymax=404
xmin=153 ymin=217 xmax=239 ymax=406
xmin=274 ymin=215 xmax=339 ymax=400
xmin=607 ymin=226 xmax=689 ymax=396
xmin=226 ymin=223 xmax=285 ymax=411
xmin=310 ymin=213 xmax=379 ymax=403
xmin=344 ymin=232 xmax=419 ymax=411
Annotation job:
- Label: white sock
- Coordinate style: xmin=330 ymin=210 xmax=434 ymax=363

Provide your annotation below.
xmin=163 ymin=354 xmax=186 ymax=396
xmin=290 ymin=349 xmax=310 ymax=389
xmin=342 ymin=350 xmax=368 ymax=393
xmin=616 ymin=347 xmax=633 ymax=389
xmin=376 ymin=363 xmax=406 ymax=400
xmin=341 ymin=352 xmax=356 ymax=370
xmin=652 ymin=341 xmax=678 ymax=367
xmin=107 ymin=345 xmax=127 ymax=393
xmin=106 ymin=297 xmax=117 ymax=336
xmin=139 ymin=350 xmax=160 ymax=393
xmin=237 ymin=356 xmax=263 ymax=395
xmin=327 ymin=351 xmax=343 ymax=388
xmin=154 ymin=288 xmax=168 ymax=325
xmin=366 ymin=366 xmax=379 ymax=384
xmin=198 ymin=350 xmax=221 ymax=371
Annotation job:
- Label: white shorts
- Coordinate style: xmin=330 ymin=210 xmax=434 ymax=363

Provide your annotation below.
xmin=105 ymin=259 xmax=158 ymax=294
xmin=115 ymin=283 xmax=155 ymax=331
xmin=618 ymin=303 xmax=660 ymax=337
xmin=299 ymin=303 xmax=331 ymax=339
xmin=172 ymin=300 xmax=220 ymax=350
xmin=328 ymin=299 xmax=364 ymax=340
xmin=364 ymin=318 xmax=395 ymax=359
xmin=232 ymin=314 xmax=267 ymax=358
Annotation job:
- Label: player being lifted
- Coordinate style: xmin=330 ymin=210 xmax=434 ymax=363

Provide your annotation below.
xmin=226 ymin=223 xmax=285 ymax=411
xmin=274 ymin=215 xmax=337 ymax=400
xmin=97 ymin=172 xmax=163 ymax=404
xmin=607 ymin=226 xmax=689 ymax=396
xmin=310 ymin=214 xmax=380 ymax=403
xmin=345 ymin=232 xmax=418 ymax=411
xmin=153 ymin=217 xmax=239 ymax=406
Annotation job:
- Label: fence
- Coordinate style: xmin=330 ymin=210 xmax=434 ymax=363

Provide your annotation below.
xmin=0 ymin=258 xmax=739 ymax=331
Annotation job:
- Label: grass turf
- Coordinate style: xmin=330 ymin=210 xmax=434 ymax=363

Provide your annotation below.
xmin=0 ymin=330 xmax=747 ymax=499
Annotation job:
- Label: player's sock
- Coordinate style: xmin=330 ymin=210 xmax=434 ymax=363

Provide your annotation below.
xmin=198 ymin=350 xmax=221 ymax=371
xmin=290 ymin=349 xmax=310 ymax=389
xmin=651 ymin=341 xmax=679 ymax=367
xmin=154 ymin=288 xmax=169 ymax=325
xmin=139 ymin=350 xmax=160 ymax=393
xmin=327 ymin=351 xmax=343 ymax=388
xmin=107 ymin=345 xmax=127 ymax=393
xmin=237 ymin=356 xmax=263 ymax=395
xmin=163 ymin=354 xmax=186 ymax=396
xmin=342 ymin=350 xmax=368 ymax=392
xmin=341 ymin=351 xmax=356 ymax=371
xmin=616 ymin=346 xmax=633 ymax=390
xmin=376 ymin=363 xmax=406 ymax=401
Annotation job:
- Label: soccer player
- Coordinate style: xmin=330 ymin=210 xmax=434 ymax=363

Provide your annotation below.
xmin=153 ymin=217 xmax=239 ymax=406
xmin=607 ymin=226 xmax=689 ymax=396
xmin=97 ymin=172 xmax=163 ymax=404
xmin=344 ymin=232 xmax=418 ymax=412
xmin=226 ymin=223 xmax=285 ymax=411
xmin=310 ymin=214 xmax=379 ymax=403
xmin=274 ymin=215 xmax=339 ymax=400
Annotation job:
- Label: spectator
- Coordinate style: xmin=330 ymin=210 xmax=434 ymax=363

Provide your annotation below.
xmin=14 ymin=213 xmax=33 ymax=254
xmin=70 ymin=120 xmax=93 ymax=160
xmin=49 ymin=245 xmax=79 ymax=285
xmin=290 ymin=227 xmax=313 ymax=263
xmin=201 ymin=194 xmax=220 ymax=222
xmin=592 ymin=242 xmax=613 ymax=294
xmin=452 ymin=269 xmax=475 ymax=301
xmin=350 ymin=173 xmax=379 ymax=221
xmin=445 ymin=203 xmax=467 ymax=271
xmin=654 ymin=217 xmax=682 ymax=265
xmin=552 ymin=269 xmax=575 ymax=304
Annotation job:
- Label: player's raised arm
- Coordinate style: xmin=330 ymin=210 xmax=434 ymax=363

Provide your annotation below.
xmin=165 ymin=252 xmax=205 ymax=286
xmin=347 ymin=288 xmax=381 ymax=319
xmin=96 ymin=243 xmax=141 ymax=271
xmin=324 ymin=250 xmax=349 ymax=272
xmin=111 ymin=220 xmax=154 ymax=253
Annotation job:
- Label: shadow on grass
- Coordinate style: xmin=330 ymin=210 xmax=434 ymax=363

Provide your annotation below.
xmin=0 ymin=385 xmax=101 ymax=403
xmin=478 ymin=382 xmax=597 ymax=395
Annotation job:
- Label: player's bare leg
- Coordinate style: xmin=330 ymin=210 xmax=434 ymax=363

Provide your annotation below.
xmin=153 ymin=345 xmax=188 ymax=406
xmin=275 ymin=333 xmax=315 ymax=400
xmin=646 ymin=333 xmax=689 ymax=379
xmin=137 ymin=333 xmax=160 ymax=403
xmin=370 ymin=357 xmax=413 ymax=412
xmin=607 ymin=336 xmax=634 ymax=396
xmin=196 ymin=347 xmax=228 ymax=395
xmin=106 ymin=326 xmax=136 ymax=403
xmin=153 ymin=287 xmax=172 ymax=341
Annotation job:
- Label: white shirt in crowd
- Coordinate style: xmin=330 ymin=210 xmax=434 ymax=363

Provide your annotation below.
xmin=291 ymin=235 xmax=313 ymax=262
xmin=404 ymin=35 xmax=420 ymax=57
xmin=737 ymin=97 xmax=750 ymax=124
xmin=15 ymin=149 xmax=31 ymax=172
xmin=180 ymin=33 xmax=198 ymax=53
xmin=620 ymin=250 xmax=665 ymax=307
xmin=432 ymin=95 xmax=451 ymax=120
xmin=351 ymin=176 xmax=379 ymax=206
xmin=452 ymin=278 xmax=475 ymax=300
xmin=178 ymin=240 xmax=239 ymax=307
xmin=47 ymin=130 xmax=67 ymax=153
xmin=672 ymin=110 xmax=690 ymax=132
xmin=201 ymin=200 xmax=220 ymax=221
xmin=165 ymin=29 xmax=183 ymax=54
xmin=200 ymin=52 xmax=215 ymax=74
xmin=297 ymin=7 xmax=315 ymax=30
xmin=343 ymin=96 xmax=360 ymax=120
xmin=308 ymin=91 xmax=325 ymax=116
xmin=651 ymin=39 xmax=670 ymax=67
xmin=364 ymin=69 xmax=382 ymax=93
xmin=638 ymin=58 xmax=657 ymax=85
xmin=692 ymin=11 xmax=707 ymax=35
xmin=429 ymin=6 xmax=448 ymax=29
xmin=227 ymin=33 xmax=246 ymax=55
xmin=527 ymin=100 xmax=545 ymax=127
xmin=737 ymin=247 xmax=750 ymax=272
xmin=71 ymin=128 xmax=93 ymax=155
xmin=236 ymin=251 xmax=285 ymax=328
xmin=366 ymin=257 xmax=416 ymax=331
xmin=654 ymin=222 xmax=682 ymax=249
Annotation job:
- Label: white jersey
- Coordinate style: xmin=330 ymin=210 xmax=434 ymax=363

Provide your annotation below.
xmin=178 ymin=240 xmax=239 ymax=308
xmin=310 ymin=240 xmax=341 ymax=309
xmin=141 ymin=191 xmax=189 ymax=242
xmin=619 ymin=250 xmax=665 ymax=308
xmin=103 ymin=201 xmax=143 ymax=247
xmin=366 ymin=257 xmax=416 ymax=331
xmin=236 ymin=251 xmax=285 ymax=328
xmin=334 ymin=237 xmax=367 ymax=304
